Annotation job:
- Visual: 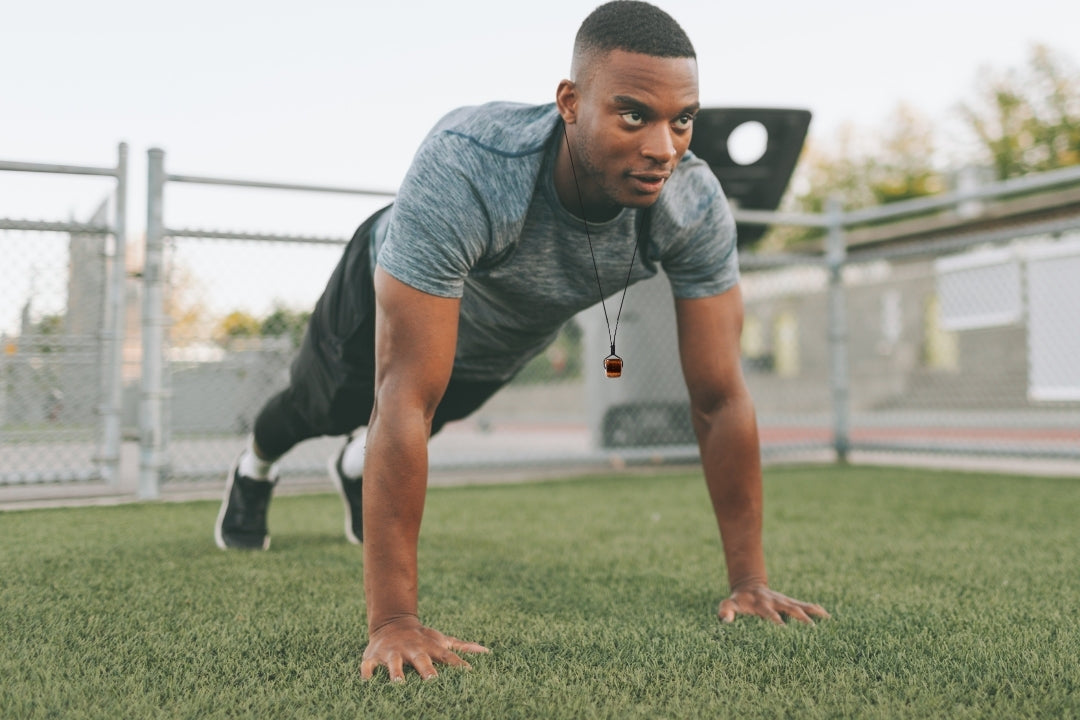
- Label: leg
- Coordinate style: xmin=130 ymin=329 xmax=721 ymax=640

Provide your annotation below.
xmin=337 ymin=376 xmax=504 ymax=477
xmin=217 ymin=205 xmax=390 ymax=550
xmin=331 ymin=376 xmax=504 ymax=545
xmin=431 ymin=378 xmax=506 ymax=436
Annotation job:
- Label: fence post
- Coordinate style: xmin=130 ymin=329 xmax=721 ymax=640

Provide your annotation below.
xmin=826 ymin=195 xmax=850 ymax=462
xmin=139 ymin=148 xmax=167 ymax=499
xmin=98 ymin=142 xmax=128 ymax=484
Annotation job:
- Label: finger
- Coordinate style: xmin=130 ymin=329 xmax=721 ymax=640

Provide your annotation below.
xmin=360 ymin=658 xmax=378 ymax=681
xmin=410 ymin=652 xmax=439 ymax=681
xmin=776 ymin=594 xmax=830 ymax=619
xmin=388 ymin=654 xmax=406 ymax=684
xmin=432 ymin=647 xmax=472 ymax=671
xmin=447 ymin=638 xmax=489 ymax=654
xmin=718 ymin=599 xmax=737 ymax=623
xmin=442 ymin=633 xmax=489 ymax=654
xmin=783 ymin=605 xmax=815 ymax=625
xmin=765 ymin=608 xmax=785 ymax=626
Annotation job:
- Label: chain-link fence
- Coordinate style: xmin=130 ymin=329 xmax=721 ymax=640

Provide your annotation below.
xmin=135 ymin=149 xmax=398 ymax=496
xmin=5 ymin=145 xmax=1077 ymax=501
xmin=840 ymin=220 xmax=1080 ymax=459
xmin=0 ymin=147 xmax=128 ymax=486
xmin=134 ymin=152 xmax=1080 ymax=501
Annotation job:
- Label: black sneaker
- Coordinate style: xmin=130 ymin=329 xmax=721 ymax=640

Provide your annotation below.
xmin=328 ymin=445 xmax=363 ymax=545
xmin=215 ymin=455 xmax=277 ymax=550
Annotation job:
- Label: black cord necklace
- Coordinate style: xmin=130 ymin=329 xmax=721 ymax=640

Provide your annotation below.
xmin=562 ymin=124 xmax=638 ymax=378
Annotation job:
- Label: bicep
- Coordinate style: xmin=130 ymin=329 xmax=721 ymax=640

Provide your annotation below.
xmin=675 ymin=285 xmax=747 ymax=410
xmin=373 ymin=265 xmax=460 ymax=417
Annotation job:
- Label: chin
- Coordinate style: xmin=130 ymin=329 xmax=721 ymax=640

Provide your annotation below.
xmin=620 ymin=194 xmax=661 ymax=210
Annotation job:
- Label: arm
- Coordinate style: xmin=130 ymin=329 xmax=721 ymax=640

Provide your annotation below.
xmin=675 ymin=285 xmax=828 ymax=625
xmin=359 ymin=266 xmax=488 ymax=681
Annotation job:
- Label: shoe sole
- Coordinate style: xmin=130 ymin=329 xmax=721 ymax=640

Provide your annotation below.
xmin=328 ymin=454 xmax=362 ymax=545
xmin=215 ymin=455 xmax=271 ymax=551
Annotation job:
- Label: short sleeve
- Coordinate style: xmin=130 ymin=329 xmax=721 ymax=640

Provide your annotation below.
xmin=375 ymin=133 xmax=490 ymax=298
xmin=656 ymin=163 xmax=740 ymax=299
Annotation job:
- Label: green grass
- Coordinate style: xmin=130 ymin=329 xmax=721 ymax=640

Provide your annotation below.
xmin=2 ymin=465 xmax=1079 ymax=719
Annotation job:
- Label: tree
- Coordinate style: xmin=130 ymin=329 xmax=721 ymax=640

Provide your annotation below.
xmin=756 ymin=44 xmax=1079 ymax=252
xmin=960 ymin=44 xmax=1080 ymax=180
xmin=758 ymin=104 xmax=944 ymax=251
xmin=164 ymin=257 xmax=210 ymax=345
xmin=260 ymin=304 xmax=311 ymax=347
xmin=30 ymin=313 xmax=65 ymax=354
xmin=213 ymin=304 xmax=311 ymax=348
xmin=869 ymin=103 xmax=947 ymax=204
xmin=215 ymin=311 xmax=261 ymax=342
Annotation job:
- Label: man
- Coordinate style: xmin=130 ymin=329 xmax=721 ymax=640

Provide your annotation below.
xmin=216 ymin=0 xmax=829 ymax=682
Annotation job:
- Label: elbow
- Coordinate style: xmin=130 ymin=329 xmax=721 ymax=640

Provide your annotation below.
xmin=371 ymin=370 xmax=443 ymax=433
xmin=688 ymin=378 xmax=755 ymax=434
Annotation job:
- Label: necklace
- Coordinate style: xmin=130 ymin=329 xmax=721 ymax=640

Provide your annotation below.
xmin=561 ymin=124 xmax=638 ymax=378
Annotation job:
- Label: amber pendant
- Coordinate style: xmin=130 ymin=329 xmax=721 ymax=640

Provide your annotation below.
xmin=604 ymin=353 xmax=623 ymax=378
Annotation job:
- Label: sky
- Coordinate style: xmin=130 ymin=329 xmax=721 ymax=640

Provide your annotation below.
xmin=1 ymin=0 xmax=1079 ymax=328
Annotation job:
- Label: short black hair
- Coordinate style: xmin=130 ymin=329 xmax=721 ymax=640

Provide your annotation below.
xmin=574 ymin=1 xmax=696 ymax=61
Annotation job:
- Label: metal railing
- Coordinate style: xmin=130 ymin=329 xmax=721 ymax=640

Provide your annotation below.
xmin=732 ymin=167 xmax=1080 ymax=464
xmin=0 ymin=145 xmax=128 ymax=485
xmin=5 ymin=143 xmax=1077 ymax=503
xmin=132 ymin=151 xmax=1080 ymax=500
xmin=139 ymin=148 xmax=396 ymax=498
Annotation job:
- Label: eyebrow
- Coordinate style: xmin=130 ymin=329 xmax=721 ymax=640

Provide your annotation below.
xmin=612 ymin=95 xmax=700 ymax=116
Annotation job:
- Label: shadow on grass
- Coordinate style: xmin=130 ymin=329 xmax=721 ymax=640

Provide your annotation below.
xmin=270 ymin=532 xmax=361 ymax=553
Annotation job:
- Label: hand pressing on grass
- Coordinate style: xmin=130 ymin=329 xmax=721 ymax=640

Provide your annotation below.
xmin=360 ymin=615 xmax=489 ymax=682
xmin=680 ymin=290 xmax=829 ymax=631
xmin=718 ymin=582 xmax=830 ymax=625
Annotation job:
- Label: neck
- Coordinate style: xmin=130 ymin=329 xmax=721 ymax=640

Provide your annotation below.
xmin=555 ymin=129 xmax=620 ymax=223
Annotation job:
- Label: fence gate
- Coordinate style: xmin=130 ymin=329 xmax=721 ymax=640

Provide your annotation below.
xmin=0 ymin=146 xmax=128 ymax=486
xmin=138 ymin=148 xmax=396 ymax=498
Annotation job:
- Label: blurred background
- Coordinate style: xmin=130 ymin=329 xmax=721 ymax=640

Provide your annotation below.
xmin=2 ymin=0 xmax=1079 ymax=501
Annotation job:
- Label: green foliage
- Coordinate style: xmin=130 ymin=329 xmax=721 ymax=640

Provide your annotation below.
xmin=961 ymin=44 xmax=1080 ymax=180
xmin=868 ymin=104 xmax=949 ymax=204
xmin=215 ymin=310 xmax=261 ymax=341
xmin=31 ymin=314 xmax=63 ymax=336
xmin=759 ymin=43 xmax=1079 ymax=252
xmin=260 ymin=304 xmax=312 ymax=347
xmin=28 ymin=313 xmax=65 ymax=354
xmin=2 ymin=465 xmax=1079 ymax=718
xmin=759 ymin=105 xmax=945 ymax=252
xmin=214 ymin=304 xmax=311 ymax=347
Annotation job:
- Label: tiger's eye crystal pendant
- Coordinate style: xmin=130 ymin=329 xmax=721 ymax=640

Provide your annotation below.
xmin=604 ymin=345 xmax=623 ymax=378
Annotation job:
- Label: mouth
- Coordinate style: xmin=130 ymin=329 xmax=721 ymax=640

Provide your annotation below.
xmin=628 ymin=172 xmax=670 ymax=194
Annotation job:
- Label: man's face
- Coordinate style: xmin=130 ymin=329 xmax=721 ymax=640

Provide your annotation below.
xmin=560 ymin=49 xmax=699 ymax=218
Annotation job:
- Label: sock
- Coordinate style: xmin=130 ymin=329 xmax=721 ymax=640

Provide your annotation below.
xmin=340 ymin=430 xmax=367 ymax=480
xmin=238 ymin=436 xmax=276 ymax=480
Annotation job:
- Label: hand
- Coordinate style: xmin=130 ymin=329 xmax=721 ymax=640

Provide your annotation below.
xmin=360 ymin=616 xmax=489 ymax=682
xmin=718 ymin=583 xmax=830 ymax=625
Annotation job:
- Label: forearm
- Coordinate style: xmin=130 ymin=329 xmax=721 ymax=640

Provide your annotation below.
xmin=362 ymin=403 xmax=431 ymax=632
xmin=693 ymin=385 xmax=767 ymax=591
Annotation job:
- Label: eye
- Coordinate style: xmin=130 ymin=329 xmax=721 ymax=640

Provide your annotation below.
xmin=673 ymin=113 xmax=695 ymax=130
xmin=620 ymin=110 xmax=645 ymax=127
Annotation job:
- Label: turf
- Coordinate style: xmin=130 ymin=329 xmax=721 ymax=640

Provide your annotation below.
xmin=1 ymin=465 xmax=1078 ymax=719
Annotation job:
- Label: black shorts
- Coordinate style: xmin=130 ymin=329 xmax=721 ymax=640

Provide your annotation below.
xmin=286 ymin=206 xmax=503 ymax=438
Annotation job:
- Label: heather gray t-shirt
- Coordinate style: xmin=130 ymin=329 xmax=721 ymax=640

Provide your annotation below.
xmin=372 ymin=102 xmax=739 ymax=382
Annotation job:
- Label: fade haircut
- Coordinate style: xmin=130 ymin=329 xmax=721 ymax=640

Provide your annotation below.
xmin=574 ymin=1 xmax=696 ymax=66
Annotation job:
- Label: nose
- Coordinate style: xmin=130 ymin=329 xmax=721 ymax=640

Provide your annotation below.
xmin=641 ymin=124 xmax=677 ymax=165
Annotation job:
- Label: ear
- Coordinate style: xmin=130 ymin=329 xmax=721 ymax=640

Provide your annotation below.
xmin=555 ymin=79 xmax=578 ymax=124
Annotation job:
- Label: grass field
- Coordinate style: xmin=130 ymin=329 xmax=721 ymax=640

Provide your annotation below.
xmin=2 ymin=464 xmax=1079 ymax=719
